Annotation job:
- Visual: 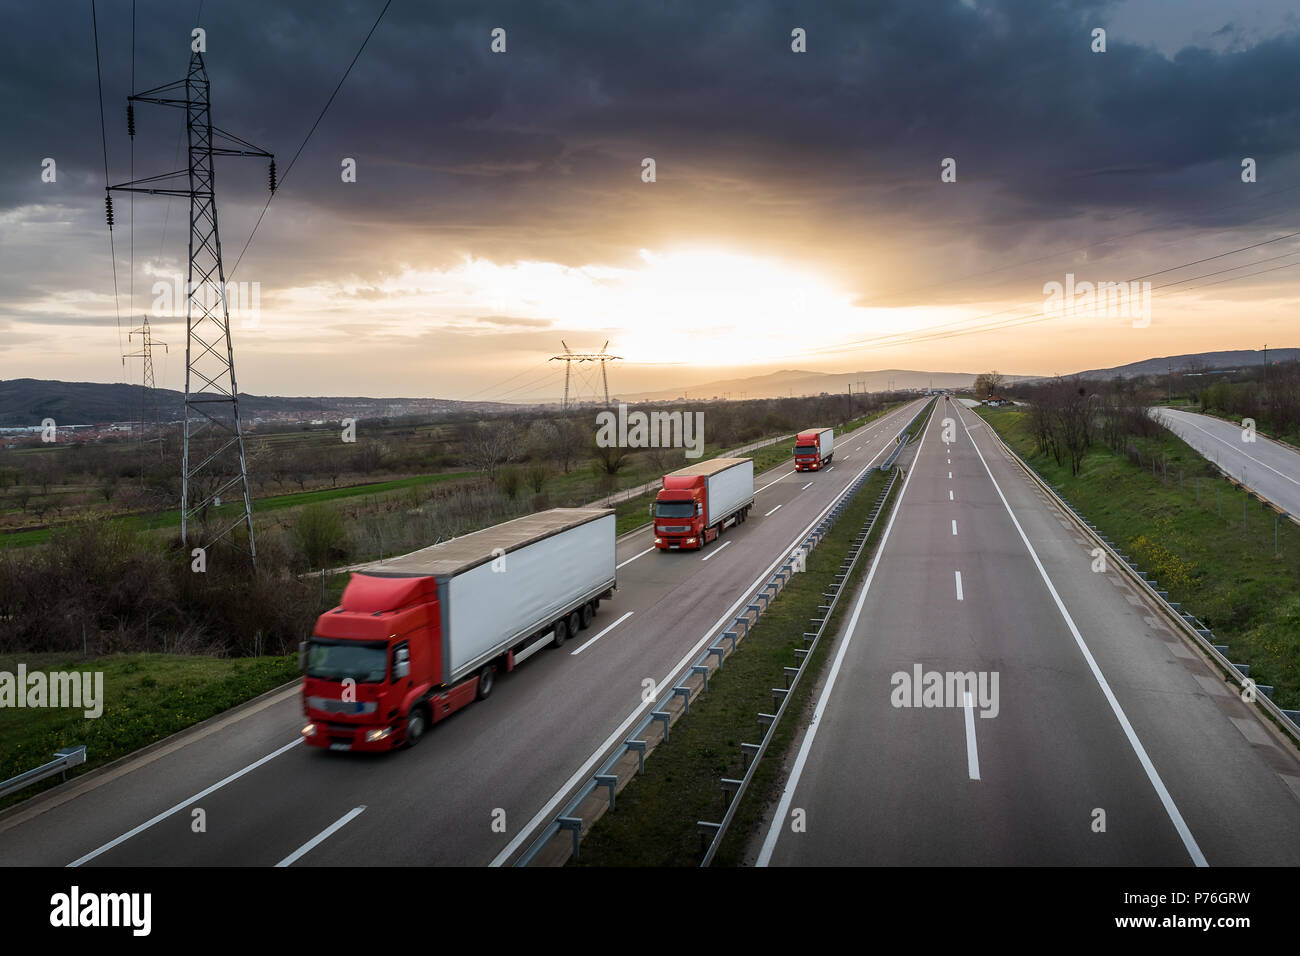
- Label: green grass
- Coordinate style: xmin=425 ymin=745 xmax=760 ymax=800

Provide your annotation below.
xmin=0 ymin=471 xmax=475 ymax=550
xmin=978 ymin=407 xmax=1300 ymax=708
xmin=0 ymin=652 xmax=298 ymax=809
xmin=571 ymin=466 xmax=898 ymax=866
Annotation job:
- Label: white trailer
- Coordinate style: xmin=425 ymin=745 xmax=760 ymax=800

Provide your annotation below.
xmin=364 ymin=508 xmax=616 ymax=681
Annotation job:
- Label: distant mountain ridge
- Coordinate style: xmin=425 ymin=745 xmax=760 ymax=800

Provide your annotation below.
xmin=614 ymin=368 xmax=1026 ymax=402
xmin=0 ymin=379 xmax=508 ymax=428
xmin=1065 ymin=348 xmax=1300 ymax=380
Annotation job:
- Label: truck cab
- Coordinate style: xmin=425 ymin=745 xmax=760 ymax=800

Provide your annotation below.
xmin=653 ymin=486 xmax=704 ymax=549
xmin=301 ymin=574 xmax=448 ymax=752
xmin=794 ymin=428 xmax=833 ymax=472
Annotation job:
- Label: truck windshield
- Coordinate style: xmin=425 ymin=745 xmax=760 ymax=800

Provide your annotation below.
xmin=655 ymin=501 xmax=694 ymax=518
xmin=307 ymin=639 xmax=389 ymax=683
xmin=795 ymin=445 xmax=818 ymax=456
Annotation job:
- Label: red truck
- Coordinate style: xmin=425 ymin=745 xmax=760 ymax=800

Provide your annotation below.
xmin=301 ymin=508 xmax=616 ymax=751
xmin=653 ymin=458 xmax=754 ymax=551
xmin=794 ymin=428 xmax=834 ymax=471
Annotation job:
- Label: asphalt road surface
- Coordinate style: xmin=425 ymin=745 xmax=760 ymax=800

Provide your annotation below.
xmin=0 ymin=401 xmax=927 ymax=867
xmin=1152 ymin=406 xmax=1300 ymax=519
xmin=758 ymin=401 xmax=1300 ymax=866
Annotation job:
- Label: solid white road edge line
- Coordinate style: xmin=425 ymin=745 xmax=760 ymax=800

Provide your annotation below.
xmin=757 ymin=403 xmax=931 ymax=866
xmin=68 ymin=738 xmax=305 ymax=866
xmin=276 ymin=806 xmax=366 ymax=867
xmin=495 ymin=401 xmax=921 ymax=867
xmin=957 ymin=405 xmax=1208 ymax=867
xmin=570 ymin=611 xmax=635 ymax=656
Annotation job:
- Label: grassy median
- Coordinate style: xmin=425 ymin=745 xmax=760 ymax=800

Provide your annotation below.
xmin=978 ymin=406 xmax=1300 ymax=709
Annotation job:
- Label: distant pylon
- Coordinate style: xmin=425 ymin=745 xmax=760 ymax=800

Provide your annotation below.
xmin=549 ymin=340 xmax=622 ymax=417
xmin=123 ymin=314 xmax=168 ymax=465
xmin=109 ymin=51 xmax=274 ymax=562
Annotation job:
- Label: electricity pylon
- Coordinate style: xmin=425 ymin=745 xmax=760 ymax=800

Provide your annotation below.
xmin=108 ymin=50 xmax=274 ymax=563
xmin=123 ymin=314 xmax=168 ymax=467
xmin=549 ymin=340 xmax=622 ymax=416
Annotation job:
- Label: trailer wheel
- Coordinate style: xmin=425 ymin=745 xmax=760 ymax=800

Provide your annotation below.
xmin=404 ymin=705 xmax=427 ymax=747
xmin=476 ymin=664 xmax=495 ymax=700
xmin=580 ymin=602 xmax=594 ymax=629
xmin=551 ymin=619 xmax=568 ymax=648
xmin=567 ymin=610 xmax=582 ymax=636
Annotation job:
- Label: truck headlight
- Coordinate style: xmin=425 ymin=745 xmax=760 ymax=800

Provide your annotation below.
xmin=365 ymin=727 xmax=393 ymax=743
xmin=301 ymin=722 xmax=317 ymax=738
xmin=654 ymin=537 xmax=662 ymax=544
xmin=686 ymin=537 xmax=697 ymax=544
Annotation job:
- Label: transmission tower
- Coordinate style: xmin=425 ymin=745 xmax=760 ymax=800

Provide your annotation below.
xmin=122 ymin=314 xmax=168 ymax=468
xmin=108 ymin=50 xmax=274 ymax=562
xmin=549 ymin=340 xmax=622 ymax=417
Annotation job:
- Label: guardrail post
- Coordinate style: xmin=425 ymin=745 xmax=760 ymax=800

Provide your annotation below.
xmin=557 ymin=816 xmax=582 ymax=861
xmin=594 ymin=774 xmax=618 ymax=811
xmin=625 ymin=739 xmax=647 ymax=774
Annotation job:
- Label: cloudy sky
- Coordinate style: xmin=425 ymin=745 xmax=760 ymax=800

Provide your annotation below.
xmin=2 ymin=0 xmax=1299 ymax=401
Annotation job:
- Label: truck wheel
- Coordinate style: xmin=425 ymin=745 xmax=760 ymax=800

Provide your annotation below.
xmin=567 ymin=610 xmax=582 ymax=636
xmin=404 ymin=705 xmax=427 ymax=747
xmin=552 ymin=618 xmax=568 ymax=648
xmin=476 ymin=664 xmax=495 ymax=700
xmin=580 ymin=602 xmax=594 ymax=629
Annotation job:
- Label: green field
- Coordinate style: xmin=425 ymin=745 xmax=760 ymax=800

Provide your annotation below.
xmin=978 ymin=406 xmax=1300 ymax=708
xmin=0 ymin=652 xmax=298 ymax=809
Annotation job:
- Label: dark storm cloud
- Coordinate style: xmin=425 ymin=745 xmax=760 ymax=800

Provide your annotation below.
xmin=3 ymin=0 xmax=1299 ymax=309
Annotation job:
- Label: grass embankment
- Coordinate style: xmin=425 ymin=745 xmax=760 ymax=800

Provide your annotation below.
xmin=572 ymin=467 xmax=900 ymax=866
xmin=977 ymin=407 xmax=1300 ymax=708
xmin=0 ymin=651 xmax=297 ymax=810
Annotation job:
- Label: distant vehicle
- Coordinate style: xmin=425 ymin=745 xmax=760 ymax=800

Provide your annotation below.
xmin=301 ymin=508 xmax=617 ymax=750
xmin=653 ymin=458 xmax=754 ymax=550
xmin=794 ymin=427 xmax=834 ymax=471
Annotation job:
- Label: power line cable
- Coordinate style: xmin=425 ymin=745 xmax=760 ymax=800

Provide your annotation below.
xmin=227 ymin=0 xmax=393 ymax=280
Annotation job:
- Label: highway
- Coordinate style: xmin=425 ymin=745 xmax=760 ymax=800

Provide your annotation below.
xmin=1151 ymin=406 xmax=1300 ymax=519
xmin=757 ymin=400 xmax=1300 ymax=866
xmin=0 ymin=401 xmax=926 ymax=867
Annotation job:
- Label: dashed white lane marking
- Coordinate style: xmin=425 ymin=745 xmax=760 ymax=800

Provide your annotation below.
xmin=963 ymin=692 xmax=981 ymax=780
xmin=952 ymin=519 xmax=958 ymax=536
xmin=955 ymin=570 xmax=964 ymax=600
xmin=765 ymin=504 xmax=782 ymax=517
xmin=571 ymin=611 xmax=635 ymax=656
xmin=276 ymin=806 xmax=367 ymax=867
xmin=800 ymin=482 xmax=813 ymax=490
xmin=617 ymin=547 xmax=654 ymax=569
xmin=700 ymin=540 xmax=732 ymax=562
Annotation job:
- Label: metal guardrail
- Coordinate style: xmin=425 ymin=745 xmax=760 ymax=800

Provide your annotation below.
xmin=980 ymin=417 xmax=1300 ymax=743
xmin=514 ymin=466 xmax=907 ymax=865
xmin=697 ymin=466 xmax=900 ymax=865
xmin=0 ymin=746 xmax=87 ymax=799
xmin=511 ymin=400 xmax=934 ymax=865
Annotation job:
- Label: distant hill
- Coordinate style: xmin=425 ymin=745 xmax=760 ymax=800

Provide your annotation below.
xmin=1065 ymin=348 xmax=1300 ymax=380
xmin=0 ymin=379 xmax=510 ymax=428
xmin=614 ymin=368 xmax=1033 ymax=403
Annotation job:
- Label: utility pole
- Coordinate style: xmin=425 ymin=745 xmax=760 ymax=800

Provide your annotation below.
xmin=109 ymin=50 xmax=274 ymax=563
xmin=122 ymin=314 xmax=168 ymax=476
xmin=550 ymin=339 xmax=622 ymax=420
